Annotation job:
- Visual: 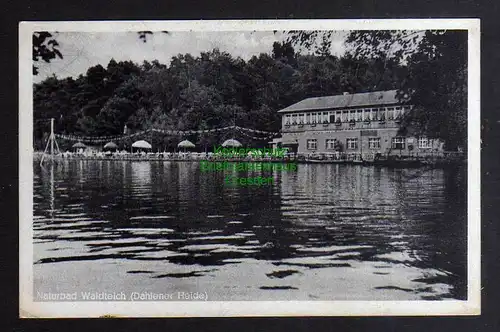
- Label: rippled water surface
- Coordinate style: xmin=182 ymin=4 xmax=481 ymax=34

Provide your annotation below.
xmin=33 ymin=160 xmax=467 ymax=300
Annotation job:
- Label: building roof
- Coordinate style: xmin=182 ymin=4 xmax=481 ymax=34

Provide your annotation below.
xmin=278 ymin=90 xmax=399 ymax=113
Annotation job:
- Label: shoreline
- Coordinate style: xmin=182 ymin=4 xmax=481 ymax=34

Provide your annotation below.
xmin=32 ymin=151 xmax=464 ymax=168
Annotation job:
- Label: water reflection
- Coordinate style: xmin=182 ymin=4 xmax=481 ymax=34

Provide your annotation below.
xmin=33 ymin=160 xmax=466 ymax=301
xmin=131 ymin=162 xmax=151 ymax=186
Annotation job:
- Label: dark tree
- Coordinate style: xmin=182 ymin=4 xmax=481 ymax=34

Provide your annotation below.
xmin=33 ymin=32 xmax=63 ymax=75
xmin=33 ymin=31 xmax=170 ymax=75
xmin=137 ymin=31 xmax=170 ymax=42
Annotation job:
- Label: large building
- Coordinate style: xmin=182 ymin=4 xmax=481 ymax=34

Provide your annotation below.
xmin=276 ymin=90 xmax=444 ymax=156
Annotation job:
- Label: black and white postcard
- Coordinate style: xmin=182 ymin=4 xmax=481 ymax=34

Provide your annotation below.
xmin=19 ymin=19 xmax=480 ymax=317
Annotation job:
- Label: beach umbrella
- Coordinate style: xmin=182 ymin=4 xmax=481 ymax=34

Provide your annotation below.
xmin=221 ymin=138 xmax=242 ymax=147
xmin=177 ymin=140 xmax=195 ymax=149
xmin=132 ymin=140 xmax=152 ymax=149
xmin=72 ymin=142 xmax=86 ymax=148
xmin=72 ymin=142 xmax=86 ymax=153
xmin=103 ymin=142 xmax=118 ymax=150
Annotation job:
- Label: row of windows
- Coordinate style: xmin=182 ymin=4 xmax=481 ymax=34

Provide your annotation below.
xmin=418 ymin=137 xmax=432 ymax=149
xmin=284 ymin=106 xmax=411 ymax=125
xmin=305 ymin=137 xmax=433 ymax=150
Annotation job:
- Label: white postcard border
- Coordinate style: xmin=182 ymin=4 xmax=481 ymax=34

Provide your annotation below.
xmin=19 ymin=19 xmax=481 ymax=318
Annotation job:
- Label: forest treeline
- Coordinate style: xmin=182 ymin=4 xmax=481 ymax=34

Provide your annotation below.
xmin=34 ymin=31 xmax=467 ymax=151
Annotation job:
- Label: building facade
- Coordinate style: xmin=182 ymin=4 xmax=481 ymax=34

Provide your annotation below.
xmin=276 ymin=90 xmax=444 ymax=156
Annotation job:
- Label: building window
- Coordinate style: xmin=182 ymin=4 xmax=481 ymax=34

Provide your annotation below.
xmin=305 ymin=113 xmax=310 ymax=124
xmin=310 ymin=113 xmax=316 ymax=124
xmin=342 ymin=111 xmax=348 ymax=122
xmin=291 ymin=114 xmax=297 ymax=124
xmin=307 ymin=139 xmax=317 ymax=150
xmin=322 ymin=112 xmax=328 ymax=123
xmin=285 ymin=114 xmax=291 ymax=125
xmin=326 ymin=139 xmax=336 ymax=150
xmin=371 ymin=108 xmax=379 ymax=121
xmin=368 ymin=138 xmax=381 ymax=149
xmin=349 ymin=110 xmax=356 ymax=121
xmin=335 ymin=111 xmax=342 ymax=122
xmin=391 ymin=137 xmax=406 ymax=149
xmin=387 ymin=107 xmax=395 ymax=120
xmin=346 ymin=138 xmax=358 ymax=150
xmin=395 ymin=106 xmax=401 ymax=119
xmin=298 ymin=113 xmax=304 ymax=124
xmin=418 ymin=137 xmax=432 ymax=149
xmin=364 ymin=109 xmax=371 ymax=121
xmin=379 ymin=108 xmax=386 ymax=120
xmin=357 ymin=110 xmax=363 ymax=121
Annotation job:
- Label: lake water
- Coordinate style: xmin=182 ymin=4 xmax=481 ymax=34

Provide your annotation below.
xmin=32 ymin=160 xmax=467 ymax=301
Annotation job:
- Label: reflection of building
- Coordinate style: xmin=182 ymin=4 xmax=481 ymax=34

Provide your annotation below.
xmin=275 ymin=90 xmax=444 ymax=155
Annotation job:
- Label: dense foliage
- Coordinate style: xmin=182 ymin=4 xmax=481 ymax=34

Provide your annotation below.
xmin=34 ymin=43 xmax=407 ymax=151
xmin=33 ymin=32 xmax=63 ymax=75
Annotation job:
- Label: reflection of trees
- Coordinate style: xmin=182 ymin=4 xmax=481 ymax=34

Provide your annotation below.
xmin=280 ymin=165 xmax=400 ymax=216
xmin=388 ymin=166 xmax=467 ymax=299
xmin=177 ymin=161 xmax=198 ymax=205
xmin=276 ymin=164 xmax=466 ymax=299
xmin=276 ymin=165 xmax=402 ymax=259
